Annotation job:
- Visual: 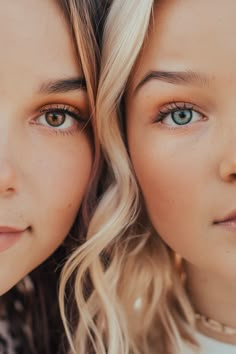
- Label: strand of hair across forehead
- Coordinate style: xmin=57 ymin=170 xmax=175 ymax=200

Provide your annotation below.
xmin=70 ymin=0 xmax=99 ymax=106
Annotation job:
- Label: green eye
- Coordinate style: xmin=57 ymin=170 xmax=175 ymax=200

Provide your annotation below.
xmin=171 ymin=109 xmax=192 ymax=125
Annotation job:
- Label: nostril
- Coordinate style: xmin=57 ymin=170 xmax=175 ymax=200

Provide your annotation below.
xmin=230 ymin=173 xmax=236 ymax=181
xmin=0 ymin=186 xmax=16 ymax=197
xmin=219 ymin=159 xmax=236 ymax=182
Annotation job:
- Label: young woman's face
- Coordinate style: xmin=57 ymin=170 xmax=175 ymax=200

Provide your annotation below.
xmin=0 ymin=1 xmax=92 ymax=294
xmin=126 ymin=0 xmax=236 ymax=280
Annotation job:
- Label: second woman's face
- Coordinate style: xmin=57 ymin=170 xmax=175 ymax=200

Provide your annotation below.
xmin=126 ymin=0 xmax=236 ymax=280
xmin=0 ymin=1 xmax=92 ymax=294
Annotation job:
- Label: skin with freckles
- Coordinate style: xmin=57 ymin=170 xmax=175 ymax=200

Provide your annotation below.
xmin=0 ymin=1 xmax=92 ymax=295
xmin=126 ymin=0 xmax=236 ymax=343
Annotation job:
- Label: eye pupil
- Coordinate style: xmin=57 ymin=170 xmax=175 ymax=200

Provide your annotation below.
xmin=46 ymin=112 xmax=66 ymax=127
xmin=172 ymin=109 xmax=192 ymax=125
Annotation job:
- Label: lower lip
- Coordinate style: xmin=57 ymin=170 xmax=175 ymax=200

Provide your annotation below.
xmin=0 ymin=231 xmax=24 ymax=252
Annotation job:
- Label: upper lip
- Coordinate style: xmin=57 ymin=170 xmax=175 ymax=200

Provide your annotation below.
xmin=0 ymin=226 xmax=26 ymax=233
xmin=214 ymin=210 xmax=236 ymax=224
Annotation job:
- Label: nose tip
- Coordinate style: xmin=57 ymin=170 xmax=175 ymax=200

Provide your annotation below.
xmin=0 ymin=159 xmax=17 ymax=196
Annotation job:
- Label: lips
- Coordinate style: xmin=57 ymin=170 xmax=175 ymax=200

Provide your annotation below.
xmin=0 ymin=226 xmax=26 ymax=233
xmin=214 ymin=210 xmax=236 ymax=225
xmin=0 ymin=226 xmax=28 ymax=252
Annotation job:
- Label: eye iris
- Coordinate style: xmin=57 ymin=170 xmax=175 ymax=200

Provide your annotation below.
xmin=45 ymin=112 xmax=66 ymax=127
xmin=172 ymin=109 xmax=192 ymax=125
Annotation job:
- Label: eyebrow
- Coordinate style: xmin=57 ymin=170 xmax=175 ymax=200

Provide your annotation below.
xmin=133 ymin=70 xmax=210 ymax=95
xmin=38 ymin=77 xmax=86 ymax=95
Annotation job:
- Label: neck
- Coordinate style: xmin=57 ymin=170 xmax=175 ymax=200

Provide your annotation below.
xmin=184 ymin=261 xmax=236 ymax=345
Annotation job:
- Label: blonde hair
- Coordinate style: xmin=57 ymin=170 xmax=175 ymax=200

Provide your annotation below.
xmin=60 ymin=1 xmax=197 ymax=354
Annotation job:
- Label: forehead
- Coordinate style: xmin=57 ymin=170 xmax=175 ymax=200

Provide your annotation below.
xmin=129 ymin=0 xmax=236 ymax=92
xmin=0 ymin=1 xmax=82 ymax=93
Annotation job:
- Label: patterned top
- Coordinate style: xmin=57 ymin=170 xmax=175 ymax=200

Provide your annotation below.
xmin=0 ymin=276 xmax=34 ymax=354
xmin=0 ymin=317 xmax=22 ymax=354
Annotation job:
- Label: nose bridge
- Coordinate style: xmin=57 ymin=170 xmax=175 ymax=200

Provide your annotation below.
xmin=0 ymin=115 xmax=19 ymax=194
xmin=0 ymin=113 xmax=15 ymax=157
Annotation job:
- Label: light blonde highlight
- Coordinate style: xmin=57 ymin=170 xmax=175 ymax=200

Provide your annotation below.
xmin=60 ymin=1 xmax=198 ymax=353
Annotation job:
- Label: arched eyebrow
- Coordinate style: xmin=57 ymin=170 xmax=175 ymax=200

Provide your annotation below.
xmin=38 ymin=77 xmax=86 ymax=94
xmin=133 ymin=70 xmax=210 ymax=96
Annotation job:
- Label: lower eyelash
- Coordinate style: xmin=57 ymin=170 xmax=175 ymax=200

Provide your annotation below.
xmin=49 ymin=128 xmax=74 ymax=137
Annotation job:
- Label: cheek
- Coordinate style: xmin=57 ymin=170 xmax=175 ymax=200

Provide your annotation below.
xmin=128 ymin=129 xmax=207 ymax=255
xmin=30 ymin=134 xmax=93 ymax=242
xmin=0 ymin=138 xmax=92 ymax=296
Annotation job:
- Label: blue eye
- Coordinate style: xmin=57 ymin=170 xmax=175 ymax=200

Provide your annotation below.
xmin=155 ymin=103 xmax=204 ymax=128
xmin=171 ymin=109 xmax=192 ymax=125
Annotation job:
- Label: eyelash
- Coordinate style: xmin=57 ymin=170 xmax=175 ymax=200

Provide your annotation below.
xmin=33 ymin=104 xmax=87 ymax=135
xmin=153 ymin=101 xmax=205 ymax=127
xmin=157 ymin=102 xmax=193 ymax=120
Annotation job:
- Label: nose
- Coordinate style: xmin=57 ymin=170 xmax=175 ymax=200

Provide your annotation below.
xmin=0 ymin=130 xmax=18 ymax=196
xmin=219 ymin=144 xmax=236 ymax=183
xmin=0 ymin=115 xmax=20 ymax=196
xmin=0 ymin=157 xmax=17 ymax=196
